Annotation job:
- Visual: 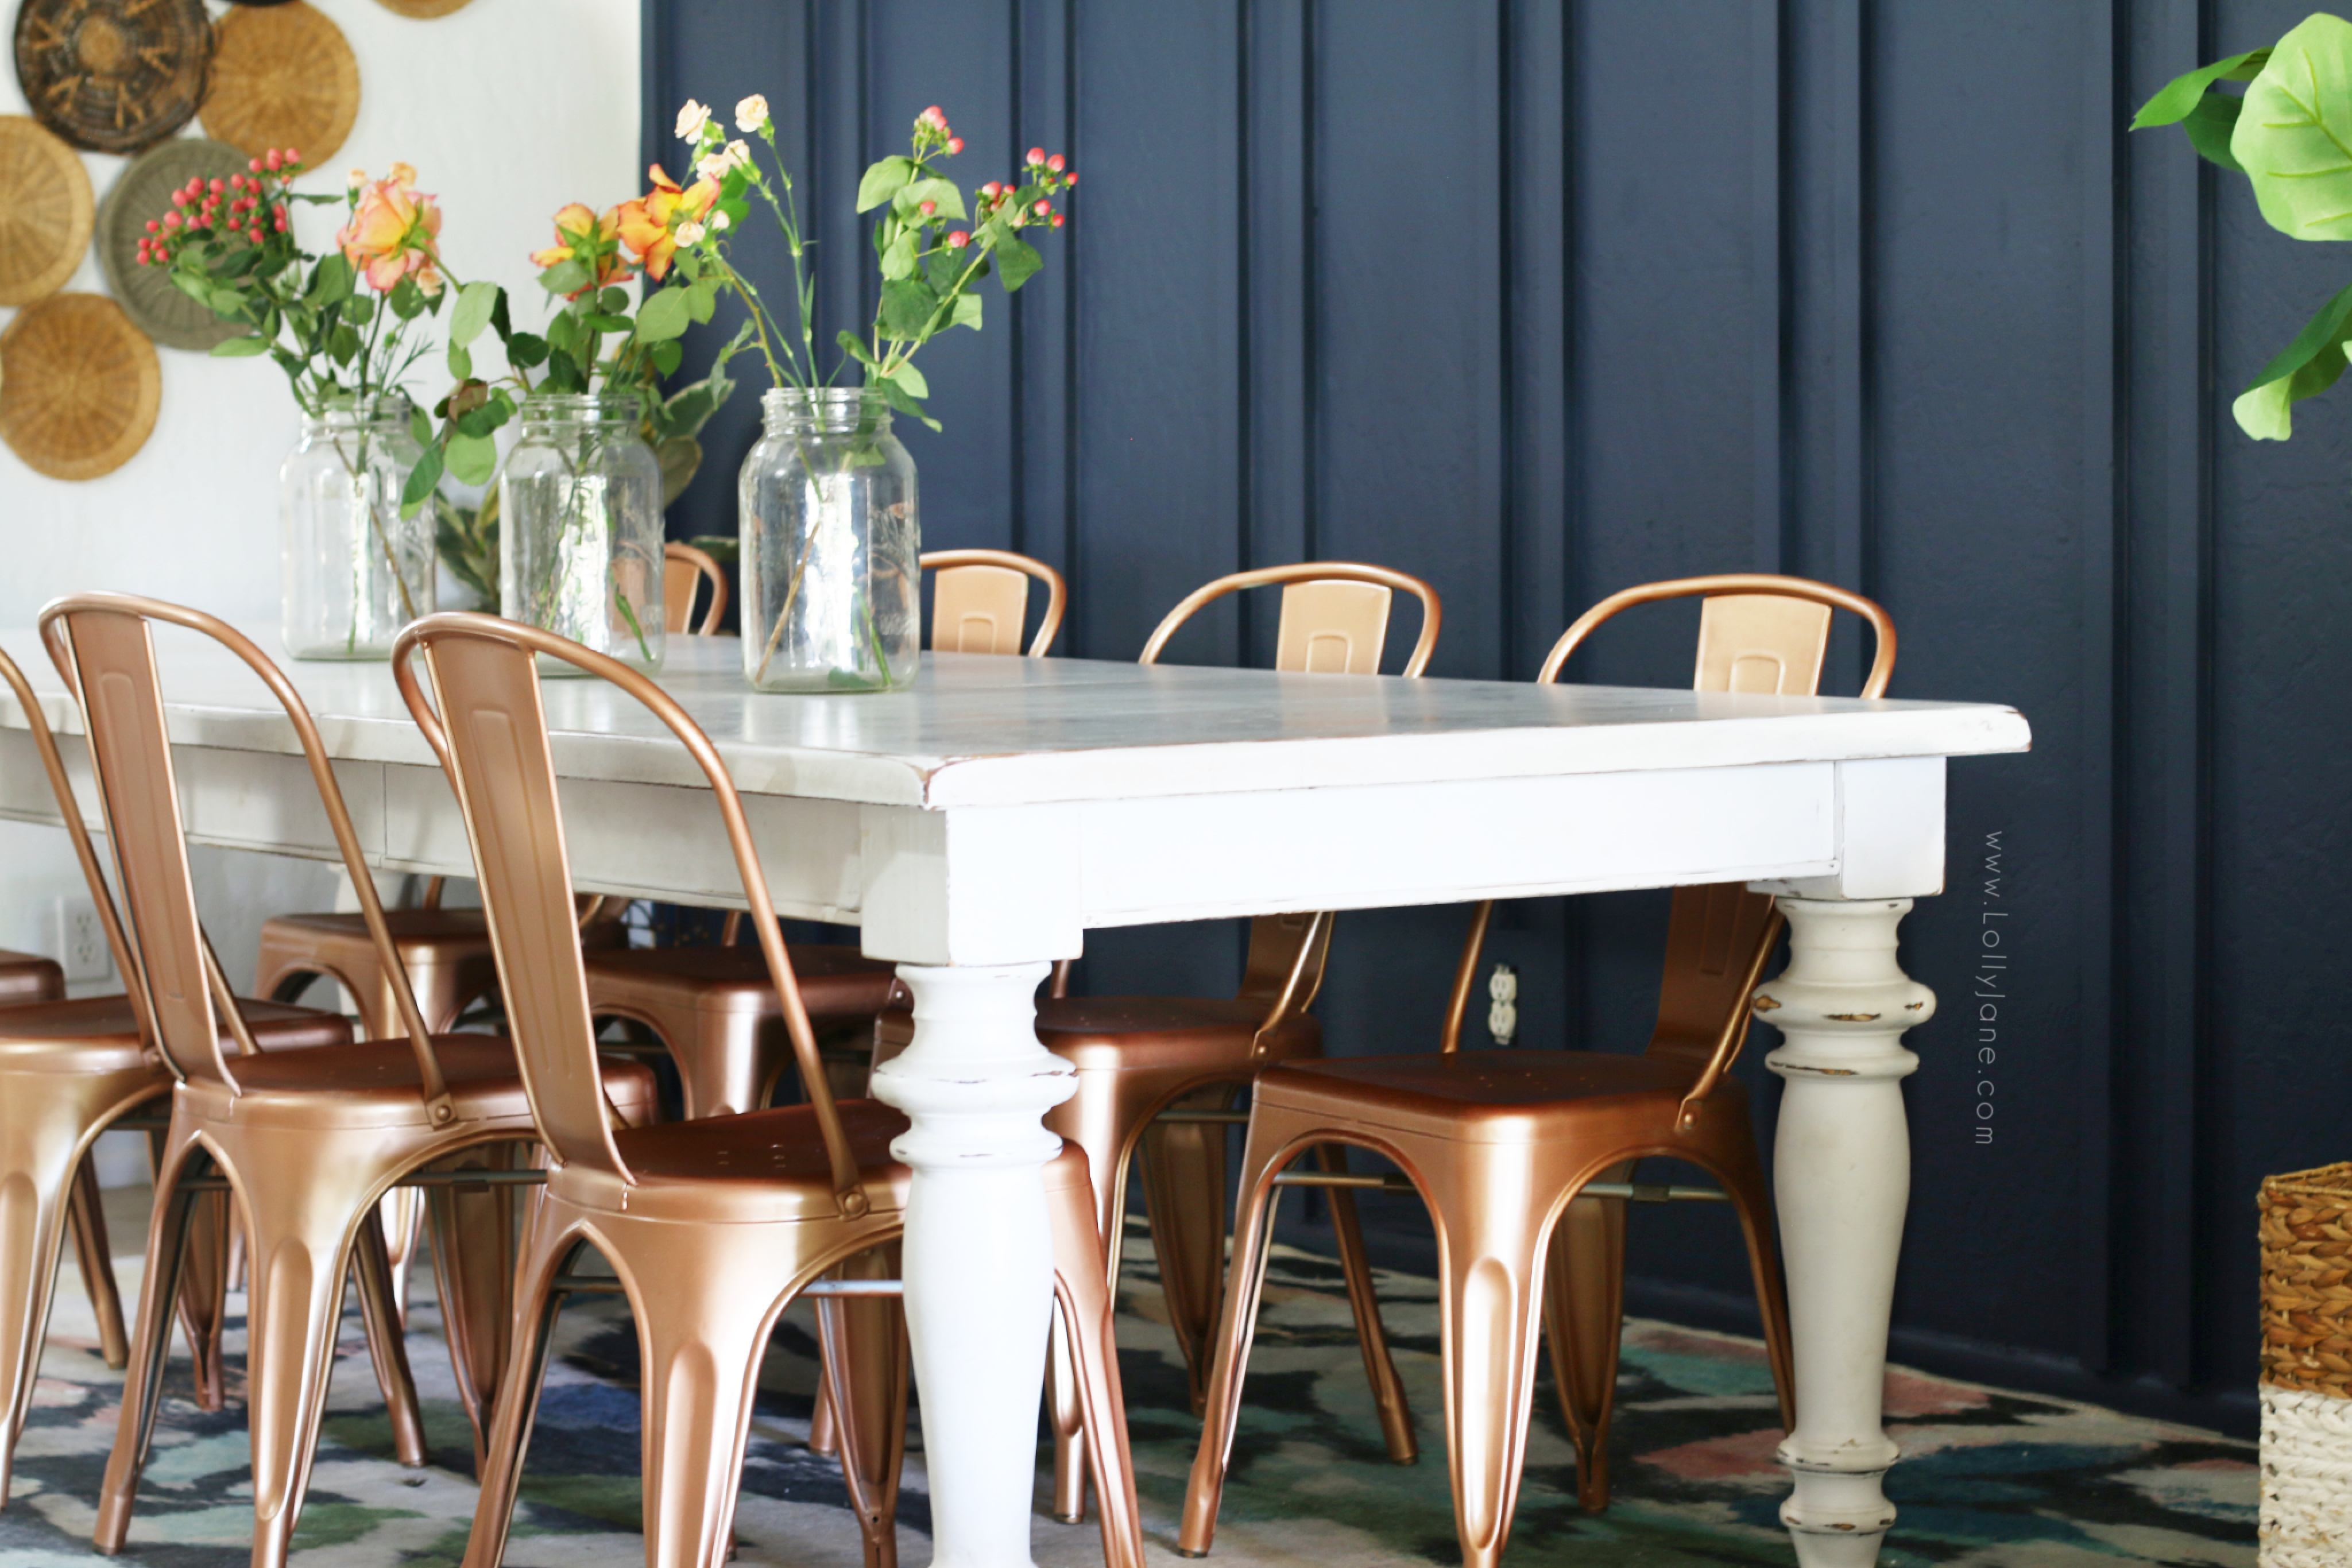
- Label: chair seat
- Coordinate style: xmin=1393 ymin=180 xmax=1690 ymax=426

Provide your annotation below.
xmin=262 ymin=907 xmax=494 ymax=953
xmin=178 ymin=1033 xmax=660 ymax=1132
xmin=1034 ymin=994 xmax=1321 ymax=1073
xmin=551 ymin=1098 xmax=915 ymax=1224
xmin=0 ymin=950 xmax=64 ymax=1008
xmin=583 ymin=942 xmax=903 ymax=1023
xmin=1254 ymin=1049 xmax=1749 ymax=1145
xmin=0 ymin=995 xmax=351 ymax=1074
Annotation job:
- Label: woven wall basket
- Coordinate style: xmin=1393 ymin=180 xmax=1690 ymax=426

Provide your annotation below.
xmin=98 ymin=138 xmax=251 ymax=351
xmin=13 ymin=0 xmax=212 ymax=156
xmin=2261 ymin=1162 xmax=2352 ymax=1566
xmin=0 ymin=292 xmax=160 ymax=481
xmin=0 ymin=115 xmax=92 ymax=305
xmin=199 ymin=2 xmax=359 ymax=167
xmin=375 ymin=0 xmax=474 ymax=15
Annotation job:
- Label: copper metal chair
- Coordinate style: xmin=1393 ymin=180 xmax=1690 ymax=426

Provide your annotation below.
xmin=1016 ymin=562 xmax=1440 ymax=1517
xmin=390 ymin=611 xmax=1142 ymax=1568
xmin=663 ymin=541 xmax=731 ymax=636
xmin=1177 ymin=574 xmax=1895 ymax=1568
xmin=41 ymin=597 xmax=660 ymax=1568
xmin=0 ymin=645 xmax=367 ymax=1507
xmin=583 ymin=549 xmax=1067 ymax=1124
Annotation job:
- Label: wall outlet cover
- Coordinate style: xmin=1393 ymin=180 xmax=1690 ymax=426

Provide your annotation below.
xmin=55 ymin=895 xmax=110 ymax=983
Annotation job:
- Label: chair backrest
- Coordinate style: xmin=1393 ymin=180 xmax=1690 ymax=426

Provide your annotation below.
xmin=1441 ymin=574 xmax=1895 ymax=1120
xmin=922 ymin=549 xmax=1066 ymax=657
xmin=1139 ymin=562 xmax=1441 ymax=679
xmin=38 ymin=595 xmax=450 ymax=1111
xmin=1140 ymin=563 xmax=1441 ymax=1038
xmin=393 ymin=612 xmax=869 ymax=1214
xmin=0 ymin=646 xmax=153 ymax=1040
xmin=662 ymin=541 xmax=730 ymax=636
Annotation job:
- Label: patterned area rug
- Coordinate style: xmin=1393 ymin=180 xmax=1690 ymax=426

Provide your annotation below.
xmin=0 ymin=1194 xmax=2255 ymax=1567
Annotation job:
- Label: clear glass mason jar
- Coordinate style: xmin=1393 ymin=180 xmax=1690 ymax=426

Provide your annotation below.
xmin=740 ymin=387 xmax=919 ymax=693
xmin=500 ymin=392 xmax=666 ymax=676
xmin=280 ymin=395 xmax=434 ymax=660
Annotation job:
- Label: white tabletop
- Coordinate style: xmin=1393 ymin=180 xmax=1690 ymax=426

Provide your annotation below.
xmin=0 ymin=629 xmax=2030 ymax=811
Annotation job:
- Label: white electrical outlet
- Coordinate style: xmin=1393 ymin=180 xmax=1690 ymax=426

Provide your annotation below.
xmin=54 ymin=895 xmax=110 ymax=984
xmin=1487 ymin=962 xmax=1519 ymax=1045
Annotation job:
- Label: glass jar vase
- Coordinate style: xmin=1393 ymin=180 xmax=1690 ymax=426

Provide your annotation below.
xmin=280 ymin=395 xmax=434 ymax=660
xmin=740 ymin=387 xmax=919 ymax=693
xmin=500 ymin=392 xmax=665 ymax=675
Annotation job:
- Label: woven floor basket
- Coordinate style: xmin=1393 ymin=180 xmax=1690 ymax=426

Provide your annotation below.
xmin=2262 ymin=1162 xmax=2352 ymax=1565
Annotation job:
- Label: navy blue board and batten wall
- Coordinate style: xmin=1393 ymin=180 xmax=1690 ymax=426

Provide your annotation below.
xmin=644 ymin=0 xmax=2352 ymax=1438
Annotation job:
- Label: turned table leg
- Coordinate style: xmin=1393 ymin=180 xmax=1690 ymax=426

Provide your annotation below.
xmin=870 ymin=961 xmax=1074 ymax=1568
xmin=1754 ymin=896 xmax=1935 ymax=1568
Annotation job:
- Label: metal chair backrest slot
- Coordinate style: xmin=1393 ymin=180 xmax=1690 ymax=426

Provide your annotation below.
xmin=922 ymin=548 xmax=1067 ymax=657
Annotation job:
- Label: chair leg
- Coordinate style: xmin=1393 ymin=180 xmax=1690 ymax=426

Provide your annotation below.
xmin=1716 ymin=1143 xmax=1797 ymax=1434
xmin=808 ymin=1368 xmax=840 ymax=1457
xmin=1175 ymin=1129 xmax=1293 ymax=1559
xmin=1135 ymin=1087 xmax=1235 ymax=1416
xmin=350 ymin=1209 xmax=428 ymax=1469
xmin=0 ymin=1124 xmax=93 ymax=1507
xmin=1428 ymin=1182 xmax=1552 ymax=1568
xmin=425 ymin=1145 xmax=526 ymax=1473
xmin=172 ymin=1186 xmax=231 ymax=1413
xmin=459 ymin=1225 xmax=576 ymax=1568
xmin=1044 ymin=1159 xmax=1146 ymax=1568
xmin=94 ymin=1130 xmax=211 ymax=1554
xmin=377 ymin=1186 xmax=426 ymax=1327
xmin=1320 ymin=1145 xmax=1415 ymax=1464
xmin=1045 ymin=1304 xmax=1087 ymax=1523
xmin=814 ymin=1244 xmax=909 ymax=1568
xmin=1539 ymin=1164 xmax=1631 ymax=1513
xmin=67 ymin=1153 xmax=129 ymax=1369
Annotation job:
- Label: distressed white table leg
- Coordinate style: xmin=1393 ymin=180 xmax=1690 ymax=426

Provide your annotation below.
xmin=869 ymin=961 xmax=1074 ymax=1568
xmin=1755 ymin=896 xmax=1933 ymax=1567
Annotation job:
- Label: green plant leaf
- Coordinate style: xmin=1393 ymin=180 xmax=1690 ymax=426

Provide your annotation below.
xmin=885 ymin=359 xmax=929 ymax=399
xmin=490 ymin=285 xmax=513 ymax=340
xmin=892 ymin=177 xmax=967 ymax=223
xmin=599 ymin=286 xmax=630 ymax=315
xmin=878 ymin=278 xmax=936 ymax=339
xmin=451 ymin=279 xmax=500 ymax=346
xmin=635 ymin=286 xmax=692 ymax=342
xmin=686 ymin=276 xmax=719 ymax=323
xmin=411 ymin=405 xmax=434 ymax=445
xmin=951 ymin=291 xmax=982 ymax=331
xmin=506 ymin=331 xmax=549 ymax=370
xmin=2233 ymin=278 xmax=2352 ymax=439
xmin=996 ymin=235 xmax=1043 ymax=293
xmin=881 ymin=229 xmax=919 ymax=281
xmin=210 ymin=336 xmax=271 ymax=358
xmin=447 ymin=340 xmax=473 ymax=380
xmin=2133 ymin=48 xmax=2270 ymax=128
xmin=836 ymin=328 xmax=879 ymax=370
xmin=445 ymin=429 xmax=498 ymax=485
xmin=652 ymin=339 xmax=684 ymax=376
xmin=876 ymin=372 xmax=941 ymax=432
xmin=656 ymin=435 xmax=702 ymax=506
xmin=306 ymin=252 xmax=353 ymax=306
xmin=539 ymin=257 xmax=590 ymax=296
xmin=400 ymin=442 xmax=446 ymax=516
xmin=2234 ymin=15 xmax=2352 ymax=240
xmin=857 ymin=155 xmax=918 ymax=213
xmin=2182 ymin=91 xmax=2245 ymax=170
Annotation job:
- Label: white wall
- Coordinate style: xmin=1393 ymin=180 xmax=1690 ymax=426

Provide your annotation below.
xmin=0 ymin=1 xmax=640 ymax=1040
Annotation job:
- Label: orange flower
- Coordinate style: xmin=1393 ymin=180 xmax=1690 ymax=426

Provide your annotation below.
xmin=616 ymin=163 xmax=719 ymax=281
xmin=336 ymin=162 xmax=444 ymax=295
xmin=531 ymin=202 xmax=632 ymax=297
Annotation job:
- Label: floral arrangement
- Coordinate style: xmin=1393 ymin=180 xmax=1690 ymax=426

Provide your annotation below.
xmin=2140 ymin=13 xmax=2352 ymax=438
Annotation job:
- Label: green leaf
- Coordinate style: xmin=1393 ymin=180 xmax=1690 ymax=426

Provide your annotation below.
xmin=686 ymin=276 xmax=719 ymax=324
xmin=881 ymin=229 xmax=919 ymax=281
xmin=599 ymin=287 xmax=630 ymax=314
xmin=996 ymin=235 xmax=1043 ymax=293
xmin=209 ymin=336 xmax=272 ymax=358
xmin=447 ymin=340 xmax=473 ymax=380
xmin=876 ymin=372 xmax=941 ymax=432
xmin=856 ymin=155 xmax=918 ymax=213
xmin=451 ymin=279 xmax=500 ymax=346
xmin=539 ymin=257 xmax=590 ymax=296
xmin=444 ymin=430 xmax=499 ymax=485
xmin=2182 ymin=91 xmax=2245 ymax=171
xmin=885 ymin=358 xmax=929 ymax=399
xmin=2233 ymin=278 xmax=2352 ymax=439
xmin=635 ymin=286 xmax=692 ymax=342
xmin=505 ymin=331 xmax=548 ymax=370
xmin=652 ymin=338 xmax=684 ymax=376
xmin=950 ymin=291 xmax=982 ymax=331
xmin=878 ymin=278 xmax=937 ymax=339
xmin=400 ymin=442 xmax=446 ymax=516
xmin=583 ymin=312 xmax=634 ymax=333
xmin=344 ymin=294 xmax=375 ymax=325
xmin=2234 ymin=16 xmax=2352 ymax=240
xmin=892 ymin=177 xmax=968 ymax=223
xmin=490 ymin=286 xmax=513 ymax=340
xmin=330 ymin=323 xmax=361 ymax=365
xmin=656 ymin=435 xmax=703 ymax=506
xmin=388 ymin=277 xmax=427 ymax=320
xmin=305 ymin=252 xmax=353 ymax=306
xmin=410 ymin=405 xmax=434 ymax=445
xmin=2133 ymin=47 xmax=2270 ymax=129
xmin=835 ymin=328 xmax=879 ymax=370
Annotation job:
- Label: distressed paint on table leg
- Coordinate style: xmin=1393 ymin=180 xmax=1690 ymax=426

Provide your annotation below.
xmin=869 ymin=961 xmax=1074 ymax=1568
xmin=1755 ymin=897 xmax=1933 ymax=1567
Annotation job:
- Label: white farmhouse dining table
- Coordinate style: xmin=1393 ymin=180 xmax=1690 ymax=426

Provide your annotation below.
xmin=0 ymin=626 xmax=2027 ymax=1568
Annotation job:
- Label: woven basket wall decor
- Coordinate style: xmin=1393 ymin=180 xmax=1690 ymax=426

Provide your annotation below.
xmin=2261 ymin=1163 xmax=2352 ymax=1566
xmin=198 ymin=2 xmax=359 ymax=167
xmin=0 ymin=115 xmax=93 ymax=305
xmin=373 ymin=0 xmax=475 ymax=17
xmin=0 ymin=292 xmax=161 ymax=481
xmin=13 ymin=0 xmax=212 ymax=156
xmin=98 ymin=138 xmax=252 ymax=351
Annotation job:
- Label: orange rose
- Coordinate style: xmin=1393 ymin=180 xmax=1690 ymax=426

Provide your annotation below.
xmin=616 ymin=163 xmax=718 ymax=282
xmin=336 ymin=162 xmax=444 ymax=295
xmin=531 ymin=202 xmax=632 ymax=297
